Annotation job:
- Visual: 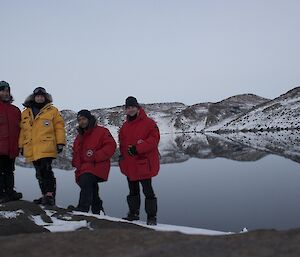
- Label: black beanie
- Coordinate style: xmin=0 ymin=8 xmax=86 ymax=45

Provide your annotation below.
xmin=0 ymin=81 xmax=10 ymax=92
xmin=33 ymin=87 xmax=47 ymax=96
xmin=77 ymin=109 xmax=92 ymax=120
xmin=125 ymin=96 xmax=139 ymax=108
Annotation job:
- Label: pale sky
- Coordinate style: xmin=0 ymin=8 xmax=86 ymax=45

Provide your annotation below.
xmin=1 ymin=0 xmax=300 ymax=111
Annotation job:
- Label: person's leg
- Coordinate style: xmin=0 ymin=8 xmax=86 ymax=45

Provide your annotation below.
xmin=0 ymin=156 xmax=6 ymax=198
xmin=38 ymin=158 xmax=56 ymax=206
xmin=78 ymin=173 xmax=95 ymax=212
xmin=32 ymin=159 xmax=45 ymax=204
xmin=123 ymin=177 xmax=141 ymax=221
xmin=33 ymin=159 xmax=46 ymax=195
xmin=91 ymin=182 xmax=104 ymax=215
xmin=0 ymin=172 xmax=5 ymax=198
xmin=141 ymin=178 xmax=157 ymax=225
xmin=3 ymin=158 xmax=15 ymax=196
xmin=0 ymin=156 xmax=22 ymax=202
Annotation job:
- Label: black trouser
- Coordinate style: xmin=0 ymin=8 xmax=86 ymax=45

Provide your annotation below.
xmin=127 ymin=178 xmax=156 ymax=199
xmin=127 ymin=177 xmax=157 ymax=218
xmin=78 ymin=173 xmax=103 ymax=213
xmin=0 ymin=156 xmax=16 ymax=196
xmin=33 ymin=157 xmax=56 ymax=195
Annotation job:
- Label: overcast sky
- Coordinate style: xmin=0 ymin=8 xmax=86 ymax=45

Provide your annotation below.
xmin=1 ymin=0 xmax=300 ymax=111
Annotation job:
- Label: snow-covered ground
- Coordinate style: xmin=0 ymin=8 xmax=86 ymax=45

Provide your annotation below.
xmin=0 ymin=208 xmax=232 ymax=236
xmin=37 ymin=209 xmax=232 ymax=235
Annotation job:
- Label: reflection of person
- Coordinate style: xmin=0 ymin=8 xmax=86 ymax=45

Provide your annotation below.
xmin=119 ymin=96 xmax=160 ymax=225
xmin=0 ymin=81 xmax=22 ymax=203
xmin=19 ymin=87 xmax=66 ymax=206
xmin=70 ymin=110 xmax=116 ymax=213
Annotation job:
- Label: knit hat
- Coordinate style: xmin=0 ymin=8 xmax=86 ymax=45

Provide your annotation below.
xmin=33 ymin=87 xmax=47 ymax=96
xmin=77 ymin=109 xmax=92 ymax=120
xmin=0 ymin=81 xmax=10 ymax=92
xmin=125 ymin=96 xmax=139 ymax=108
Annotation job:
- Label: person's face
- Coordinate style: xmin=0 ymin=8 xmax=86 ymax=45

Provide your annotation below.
xmin=0 ymin=88 xmax=10 ymax=102
xmin=125 ymin=106 xmax=139 ymax=117
xmin=34 ymin=95 xmax=45 ymax=103
xmin=78 ymin=116 xmax=89 ymax=129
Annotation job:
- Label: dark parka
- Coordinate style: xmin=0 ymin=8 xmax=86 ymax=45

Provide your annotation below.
xmin=72 ymin=123 xmax=117 ymax=183
xmin=0 ymin=98 xmax=21 ymax=158
xmin=119 ymin=108 xmax=160 ymax=181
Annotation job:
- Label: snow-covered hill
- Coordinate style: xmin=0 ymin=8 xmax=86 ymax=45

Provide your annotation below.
xmin=61 ymin=93 xmax=271 ymax=142
xmin=16 ymin=87 xmax=300 ymax=169
xmin=211 ymin=87 xmax=300 ymax=132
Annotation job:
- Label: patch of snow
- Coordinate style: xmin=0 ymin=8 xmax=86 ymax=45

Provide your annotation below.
xmin=31 ymin=210 xmax=90 ymax=232
xmin=0 ymin=210 xmax=24 ymax=219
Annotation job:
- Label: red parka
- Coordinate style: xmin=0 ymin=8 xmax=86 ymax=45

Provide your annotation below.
xmin=0 ymin=101 xmax=21 ymax=158
xmin=72 ymin=125 xmax=116 ymax=183
xmin=119 ymin=108 xmax=160 ymax=181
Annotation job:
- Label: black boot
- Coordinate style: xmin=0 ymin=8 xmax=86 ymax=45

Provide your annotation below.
xmin=0 ymin=172 xmax=5 ymax=198
xmin=3 ymin=170 xmax=22 ymax=202
xmin=145 ymin=198 xmax=157 ymax=226
xmin=34 ymin=178 xmax=56 ymax=205
xmin=0 ymin=172 xmax=7 ymax=203
xmin=4 ymin=171 xmax=23 ymax=202
xmin=41 ymin=195 xmax=55 ymax=206
xmin=91 ymin=198 xmax=105 ymax=215
xmin=8 ymin=190 xmax=23 ymax=201
xmin=123 ymin=195 xmax=140 ymax=221
xmin=33 ymin=169 xmax=45 ymax=205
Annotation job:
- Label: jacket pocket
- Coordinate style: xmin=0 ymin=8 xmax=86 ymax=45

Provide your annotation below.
xmin=41 ymin=136 xmax=56 ymax=154
xmin=136 ymin=158 xmax=151 ymax=176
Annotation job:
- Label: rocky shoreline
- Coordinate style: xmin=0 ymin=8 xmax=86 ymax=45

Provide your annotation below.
xmin=1 ymin=200 xmax=300 ymax=257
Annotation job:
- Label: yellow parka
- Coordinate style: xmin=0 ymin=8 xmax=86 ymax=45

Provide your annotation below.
xmin=19 ymin=102 xmax=66 ymax=162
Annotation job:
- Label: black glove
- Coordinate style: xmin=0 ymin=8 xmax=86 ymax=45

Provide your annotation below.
xmin=57 ymin=144 xmax=64 ymax=154
xmin=127 ymin=145 xmax=137 ymax=156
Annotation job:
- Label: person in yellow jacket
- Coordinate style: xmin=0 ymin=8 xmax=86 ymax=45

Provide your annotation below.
xmin=19 ymin=87 xmax=66 ymax=206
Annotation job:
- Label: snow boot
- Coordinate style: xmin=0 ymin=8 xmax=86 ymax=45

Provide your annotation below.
xmin=123 ymin=195 xmax=140 ymax=221
xmin=41 ymin=195 xmax=55 ymax=206
xmin=8 ymin=190 xmax=23 ymax=201
xmin=91 ymin=198 xmax=105 ymax=215
xmin=145 ymin=198 xmax=157 ymax=226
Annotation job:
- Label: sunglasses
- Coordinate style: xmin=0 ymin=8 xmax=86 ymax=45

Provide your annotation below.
xmin=33 ymin=87 xmax=47 ymax=94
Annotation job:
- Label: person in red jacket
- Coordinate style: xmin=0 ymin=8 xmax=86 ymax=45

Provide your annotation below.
xmin=0 ymin=81 xmax=22 ymax=203
xmin=70 ymin=110 xmax=116 ymax=214
xmin=119 ymin=96 xmax=160 ymax=225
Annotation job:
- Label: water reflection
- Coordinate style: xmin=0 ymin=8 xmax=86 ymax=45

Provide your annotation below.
xmin=16 ymin=131 xmax=300 ymax=169
xmin=13 ymin=131 xmax=300 ymax=232
xmin=15 ymin=154 xmax=300 ymax=232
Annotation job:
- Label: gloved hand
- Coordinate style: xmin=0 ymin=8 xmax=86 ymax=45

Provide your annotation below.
xmin=57 ymin=144 xmax=64 ymax=154
xmin=19 ymin=148 xmax=23 ymax=156
xmin=127 ymin=145 xmax=137 ymax=156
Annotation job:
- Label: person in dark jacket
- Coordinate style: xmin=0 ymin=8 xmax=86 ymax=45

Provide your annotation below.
xmin=119 ymin=96 xmax=160 ymax=225
xmin=0 ymin=81 xmax=22 ymax=203
xmin=70 ymin=110 xmax=116 ymax=214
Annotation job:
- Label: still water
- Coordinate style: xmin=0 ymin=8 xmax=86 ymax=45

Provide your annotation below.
xmin=15 ymin=154 xmax=300 ymax=233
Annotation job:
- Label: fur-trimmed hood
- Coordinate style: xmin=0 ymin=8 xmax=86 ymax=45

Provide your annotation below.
xmin=23 ymin=92 xmax=53 ymax=108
